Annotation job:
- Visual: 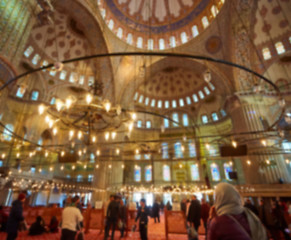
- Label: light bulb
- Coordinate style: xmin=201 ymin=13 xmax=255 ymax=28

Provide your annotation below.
xmin=56 ymin=99 xmax=63 ymax=112
xmin=232 ymin=140 xmax=237 ymax=148
xmin=38 ymin=104 xmax=45 ymax=115
xmin=181 ymin=146 xmax=185 ymax=152
xmin=92 ymin=136 xmax=96 ymax=143
xmin=116 ymin=105 xmax=122 ymax=115
xmin=49 ymin=167 xmax=53 ymax=171
xmin=78 ymin=131 xmax=82 ymax=139
xmin=96 ymin=150 xmax=100 ymax=156
xmin=72 ymin=165 xmax=75 ymax=170
xmin=65 ymin=98 xmax=72 ymax=109
xmin=105 ymin=132 xmax=110 ymax=141
xmin=45 ymin=151 xmax=48 ymax=157
xmin=69 ymin=130 xmax=74 ymax=138
xmin=61 ymin=151 xmax=65 ymax=157
xmin=48 ymin=119 xmax=54 ymax=128
xmin=128 ymin=122 xmax=134 ymax=132
xmin=103 ymin=100 xmax=111 ymax=112
xmin=86 ymin=94 xmax=92 ymax=104
xmin=135 ymin=149 xmax=139 ymax=154
xmin=39 ymin=168 xmax=42 ymax=172
xmin=179 ymin=164 xmax=183 ymax=168
xmin=53 ymin=127 xmax=57 ymax=135
xmin=1 ymin=153 xmax=6 ymax=159
xmin=261 ymin=140 xmax=267 ymax=146
xmin=108 ymin=164 xmax=112 ymax=169
xmin=205 ymin=143 xmax=210 ymax=150
xmin=116 ymin=148 xmax=120 ymax=155
xmin=16 ymin=153 xmax=20 ymax=158
xmin=122 ymin=164 xmax=124 ymax=169
xmin=111 ymin=132 xmax=116 ymax=139
xmin=266 ymin=160 xmax=270 ymax=165
xmin=286 ymin=159 xmax=290 ymax=164
xmin=96 ymin=164 xmax=99 ymax=169
xmin=78 ymin=150 xmax=82 ymax=156
xmin=60 ymin=165 xmax=64 ymax=170
xmin=45 ymin=115 xmax=50 ymax=123
xmin=131 ymin=113 xmax=137 ymax=120
xmin=84 ymin=165 xmax=87 ymax=169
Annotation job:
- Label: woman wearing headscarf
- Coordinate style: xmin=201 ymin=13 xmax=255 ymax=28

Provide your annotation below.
xmin=207 ymin=183 xmax=267 ymax=240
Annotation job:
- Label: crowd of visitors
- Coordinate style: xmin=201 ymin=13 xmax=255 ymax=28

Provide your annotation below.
xmin=1 ymin=186 xmax=291 ymax=240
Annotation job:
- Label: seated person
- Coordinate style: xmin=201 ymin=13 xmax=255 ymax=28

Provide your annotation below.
xmin=28 ymin=216 xmax=47 ymax=236
xmin=49 ymin=216 xmax=59 ymax=233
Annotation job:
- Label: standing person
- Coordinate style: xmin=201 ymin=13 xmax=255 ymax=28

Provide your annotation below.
xmin=244 ymin=199 xmax=259 ymax=216
xmin=104 ymin=195 xmax=119 ymax=240
xmin=207 ymin=182 xmax=267 ymax=240
xmin=152 ymin=200 xmax=160 ymax=223
xmin=166 ymin=201 xmax=172 ymax=211
xmin=61 ymin=195 xmax=83 ymax=240
xmin=271 ymin=201 xmax=290 ymax=240
xmin=135 ymin=198 xmax=150 ymax=240
xmin=6 ymin=193 xmax=26 ymax=240
xmin=180 ymin=198 xmax=187 ymax=215
xmin=200 ymin=199 xmax=210 ymax=235
xmin=118 ymin=198 xmax=127 ymax=239
xmin=187 ymin=195 xmax=201 ymax=239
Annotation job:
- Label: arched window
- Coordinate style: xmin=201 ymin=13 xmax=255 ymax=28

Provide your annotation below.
xmin=134 ymin=92 xmax=139 ymax=101
xmin=148 ymin=39 xmax=154 ymax=50
xmin=165 ymin=101 xmax=169 ymax=108
xmin=31 ymin=91 xmax=39 ymax=101
xmin=145 ymin=97 xmax=149 ymax=105
xmin=190 ymin=164 xmax=200 ymax=181
xmin=50 ymin=97 xmax=56 ymax=105
xmin=202 ymin=16 xmax=209 ymax=29
xmin=59 ymin=70 xmax=67 ymax=80
xmin=146 ymin=120 xmax=151 ymax=129
xmin=139 ymin=95 xmax=144 ymax=103
xmin=174 ymin=142 xmax=183 ymax=158
xmin=169 ymin=36 xmax=176 ymax=48
xmin=210 ymin=163 xmax=220 ymax=181
xmin=162 ymin=143 xmax=169 ymax=159
xmin=79 ymin=75 xmax=85 ymax=85
xmin=275 ymin=42 xmax=285 ymax=55
xmin=127 ymin=33 xmax=133 ymax=44
xmin=134 ymin=166 xmax=141 ymax=182
xmin=37 ymin=138 xmax=43 ymax=151
xmin=49 ymin=70 xmax=56 ymax=76
xmin=181 ymin=32 xmax=188 ymax=44
xmin=137 ymin=37 xmax=143 ymax=48
xmin=179 ymin=99 xmax=185 ymax=107
xmin=69 ymin=72 xmax=77 ymax=83
xmin=158 ymin=100 xmax=162 ymax=108
xmin=144 ymin=154 xmax=151 ymax=160
xmin=163 ymin=165 xmax=171 ymax=181
xmin=137 ymin=120 xmax=142 ymax=128
xmin=186 ymin=97 xmax=192 ymax=105
xmin=212 ymin=112 xmax=219 ymax=121
xmin=164 ymin=118 xmax=169 ymax=128
xmin=32 ymin=54 xmax=41 ymax=65
xmin=151 ymin=99 xmax=156 ymax=107
xmin=220 ymin=109 xmax=226 ymax=117
xmin=202 ymin=115 xmax=208 ymax=124
xmin=3 ymin=124 xmax=14 ymax=141
xmin=24 ymin=46 xmax=34 ymax=57
xmin=108 ymin=19 xmax=114 ymax=30
xmin=117 ymin=27 xmax=123 ymax=38
xmin=159 ymin=39 xmax=165 ymax=50
xmin=88 ymin=174 xmax=94 ymax=182
xmin=77 ymin=175 xmax=83 ymax=182
xmin=224 ymin=163 xmax=233 ymax=180
xmin=188 ymin=141 xmax=196 ymax=157
xmin=172 ymin=113 xmax=179 ymax=127
xmin=172 ymin=100 xmax=177 ymax=108
xmin=192 ymin=94 xmax=199 ymax=102
xmin=208 ymin=82 xmax=215 ymax=90
xmin=88 ymin=76 xmax=94 ymax=86
xmin=198 ymin=91 xmax=205 ymax=99
xmin=41 ymin=60 xmax=48 ymax=71
xmin=262 ymin=47 xmax=271 ymax=60
xmin=16 ymin=87 xmax=25 ymax=98
xmin=211 ymin=5 xmax=218 ymax=17
xmin=204 ymin=86 xmax=210 ymax=95
xmin=192 ymin=25 xmax=199 ymax=37
xmin=145 ymin=165 xmax=152 ymax=182
xmin=183 ymin=113 xmax=189 ymax=126
xmin=100 ymin=8 xmax=106 ymax=18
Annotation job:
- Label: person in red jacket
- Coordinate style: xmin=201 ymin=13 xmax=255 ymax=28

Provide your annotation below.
xmin=207 ymin=183 xmax=267 ymax=240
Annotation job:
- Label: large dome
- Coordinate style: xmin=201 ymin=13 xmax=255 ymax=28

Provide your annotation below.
xmin=98 ymin=0 xmax=225 ymax=49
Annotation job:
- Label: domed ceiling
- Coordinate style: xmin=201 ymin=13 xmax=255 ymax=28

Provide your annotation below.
xmin=98 ymin=0 xmax=224 ymax=49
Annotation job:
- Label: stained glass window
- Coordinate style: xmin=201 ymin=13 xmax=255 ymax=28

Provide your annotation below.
xmin=16 ymin=87 xmax=25 ymax=98
xmin=208 ymin=82 xmax=215 ymax=90
xmin=59 ymin=70 xmax=67 ymax=80
xmin=24 ymin=46 xmax=34 ymax=57
xmin=148 ymin=39 xmax=154 ymax=50
xmin=198 ymin=91 xmax=205 ymax=99
xmin=186 ymin=97 xmax=192 ymax=105
xmin=204 ymin=86 xmax=210 ymax=95
xmin=127 ymin=33 xmax=133 ymax=44
xmin=188 ymin=141 xmax=196 ymax=157
xmin=31 ymin=91 xmax=39 ymax=101
xmin=139 ymin=95 xmax=144 ymax=103
xmin=212 ymin=112 xmax=219 ymax=121
xmin=211 ymin=5 xmax=218 ymax=17
xmin=202 ymin=115 xmax=208 ymax=124
xmin=79 ymin=75 xmax=85 ymax=85
xmin=32 ymin=54 xmax=41 ymax=65
xmin=137 ymin=37 xmax=143 ymax=48
xmin=192 ymin=25 xmax=199 ymax=37
xmin=172 ymin=113 xmax=179 ymax=127
xmin=174 ymin=142 xmax=183 ymax=158
xmin=172 ymin=100 xmax=177 ymax=108
xmin=88 ymin=174 xmax=94 ymax=182
xmin=179 ymin=99 xmax=184 ymax=107
xmin=134 ymin=92 xmax=139 ymax=101
xmin=117 ymin=28 xmax=123 ymax=38
xmin=137 ymin=120 xmax=142 ymax=128
xmin=163 ymin=165 xmax=171 ymax=181
xmin=202 ymin=16 xmax=209 ymax=29
xmin=3 ymin=124 xmax=13 ymax=141
xmin=162 ymin=143 xmax=169 ymax=159
xmin=108 ymin=19 xmax=114 ymax=30
xmin=210 ymin=163 xmax=220 ymax=181
xmin=158 ymin=100 xmax=162 ymax=108
xmin=181 ymin=32 xmax=188 ymax=44
xmin=262 ymin=48 xmax=271 ymax=60
xmin=151 ymin=99 xmax=156 ymax=107
xmin=159 ymin=39 xmax=165 ymax=50
xmin=164 ymin=118 xmax=169 ymax=128
xmin=134 ymin=166 xmax=141 ymax=182
xmin=192 ymin=94 xmax=199 ymax=102
xmin=220 ymin=109 xmax=226 ymax=117
xmin=170 ymin=36 xmax=176 ymax=48
xmin=77 ymin=175 xmax=83 ymax=182
xmin=224 ymin=163 xmax=233 ymax=180
xmin=275 ymin=42 xmax=285 ymax=55
xmin=190 ymin=164 xmax=200 ymax=181
xmin=145 ymin=165 xmax=152 ymax=182
xmin=146 ymin=121 xmax=151 ymax=128
xmin=183 ymin=114 xmax=189 ymax=126
xmin=69 ymin=72 xmax=77 ymax=83
xmin=165 ymin=101 xmax=169 ymax=108
xmin=145 ymin=97 xmax=149 ymax=105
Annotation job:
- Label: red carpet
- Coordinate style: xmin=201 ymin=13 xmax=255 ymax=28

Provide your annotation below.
xmin=0 ymin=216 xmax=206 ymax=240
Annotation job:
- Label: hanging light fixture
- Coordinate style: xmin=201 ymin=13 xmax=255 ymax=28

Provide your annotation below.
xmin=103 ymin=99 xmax=111 ymax=112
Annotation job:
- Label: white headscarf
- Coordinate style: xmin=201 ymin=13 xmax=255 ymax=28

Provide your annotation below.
xmin=214 ymin=183 xmax=267 ymax=240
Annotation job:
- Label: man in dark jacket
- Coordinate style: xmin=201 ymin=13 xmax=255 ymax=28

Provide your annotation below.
xmin=152 ymin=200 xmax=160 ymax=223
xmin=187 ymin=195 xmax=201 ymax=239
xmin=6 ymin=193 xmax=26 ymax=240
xmin=201 ymin=199 xmax=210 ymax=235
xmin=135 ymin=198 xmax=150 ymax=240
xmin=104 ymin=195 xmax=119 ymax=240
